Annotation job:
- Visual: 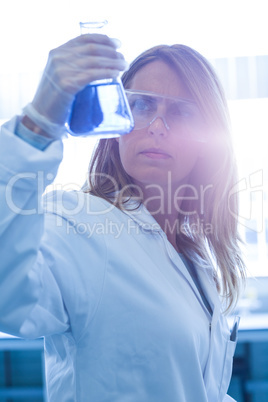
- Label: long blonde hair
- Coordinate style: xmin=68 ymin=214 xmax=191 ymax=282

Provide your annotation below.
xmin=85 ymin=44 xmax=246 ymax=311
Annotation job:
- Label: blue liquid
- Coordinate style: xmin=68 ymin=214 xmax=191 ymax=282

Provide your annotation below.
xmin=67 ymin=81 xmax=134 ymax=137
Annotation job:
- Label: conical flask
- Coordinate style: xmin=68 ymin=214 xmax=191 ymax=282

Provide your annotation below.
xmin=66 ymin=20 xmax=134 ymax=138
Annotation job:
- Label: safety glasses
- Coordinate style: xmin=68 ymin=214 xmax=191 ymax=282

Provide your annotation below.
xmin=125 ymin=90 xmax=207 ymax=143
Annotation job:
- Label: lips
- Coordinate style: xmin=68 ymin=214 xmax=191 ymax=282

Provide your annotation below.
xmin=139 ymin=148 xmax=171 ymax=159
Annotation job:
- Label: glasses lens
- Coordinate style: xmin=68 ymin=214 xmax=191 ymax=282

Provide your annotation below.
xmin=126 ymin=92 xmax=158 ymax=130
xmin=125 ymin=91 xmax=206 ymax=142
xmin=166 ymin=100 xmax=204 ymax=140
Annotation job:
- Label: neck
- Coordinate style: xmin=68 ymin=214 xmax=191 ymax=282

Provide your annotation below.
xmin=136 ymin=179 xmax=188 ymax=252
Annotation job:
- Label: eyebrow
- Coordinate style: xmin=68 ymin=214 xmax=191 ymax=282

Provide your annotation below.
xmin=125 ymin=90 xmax=196 ymax=105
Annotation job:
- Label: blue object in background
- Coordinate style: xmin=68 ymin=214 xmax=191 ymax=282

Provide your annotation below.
xmin=228 ymin=277 xmax=268 ymax=402
xmin=0 ymin=337 xmax=45 ymax=402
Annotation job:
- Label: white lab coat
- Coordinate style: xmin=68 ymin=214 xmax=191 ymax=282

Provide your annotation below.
xmin=0 ymin=117 xmax=237 ymax=401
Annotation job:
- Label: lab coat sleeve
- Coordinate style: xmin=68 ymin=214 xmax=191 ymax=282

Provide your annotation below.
xmin=223 ymin=395 xmax=236 ymax=402
xmin=0 ymin=117 xmax=68 ymax=338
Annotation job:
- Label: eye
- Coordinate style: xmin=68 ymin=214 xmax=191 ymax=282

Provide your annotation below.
xmin=129 ymin=96 xmax=156 ymax=115
xmin=168 ymin=102 xmax=195 ymax=118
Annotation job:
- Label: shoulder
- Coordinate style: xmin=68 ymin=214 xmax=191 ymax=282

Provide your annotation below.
xmin=43 ymin=190 xmax=120 ymax=221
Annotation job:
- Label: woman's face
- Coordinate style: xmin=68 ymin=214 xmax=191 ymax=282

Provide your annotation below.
xmin=117 ymin=61 xmax=204 ymax=192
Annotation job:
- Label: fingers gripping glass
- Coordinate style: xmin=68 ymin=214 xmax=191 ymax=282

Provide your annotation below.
xmin=125 ymin=90 xmax=207 ymax=142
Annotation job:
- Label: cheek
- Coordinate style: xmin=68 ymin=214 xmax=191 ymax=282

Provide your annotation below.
xmin=173 ymin=140 xmax=203 ymax=173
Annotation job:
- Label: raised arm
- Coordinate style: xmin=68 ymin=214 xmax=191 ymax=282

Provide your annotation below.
xmin=0 ymin=33 xmax=127 ymax=338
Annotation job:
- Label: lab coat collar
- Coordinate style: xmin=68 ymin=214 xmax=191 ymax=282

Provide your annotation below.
xmin=118 ymin=196 xmax=163 ymax=233
xmin=120 ymin=195 xmax=222 ymax=319
xmin=195 ymin=265 xmax=222 ymax=323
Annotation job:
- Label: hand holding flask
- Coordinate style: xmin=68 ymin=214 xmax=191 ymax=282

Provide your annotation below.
xmin=67 ymin=20 xmax=134 ymax=138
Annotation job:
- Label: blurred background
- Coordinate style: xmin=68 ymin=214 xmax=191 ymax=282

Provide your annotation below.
xmin=0 ymin=0 xmax=268 ymax=401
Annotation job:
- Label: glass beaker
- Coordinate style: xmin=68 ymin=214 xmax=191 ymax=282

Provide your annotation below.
xmin=66 ymin=20 xmax=134 ymax=138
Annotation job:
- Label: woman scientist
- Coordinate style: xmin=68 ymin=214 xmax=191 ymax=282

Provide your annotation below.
xmin=0 ymin=33 xmax=245 ymax=401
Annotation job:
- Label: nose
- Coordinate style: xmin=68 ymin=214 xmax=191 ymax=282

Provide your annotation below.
xmin=148 ymin=115 xmax=169 ymax=137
